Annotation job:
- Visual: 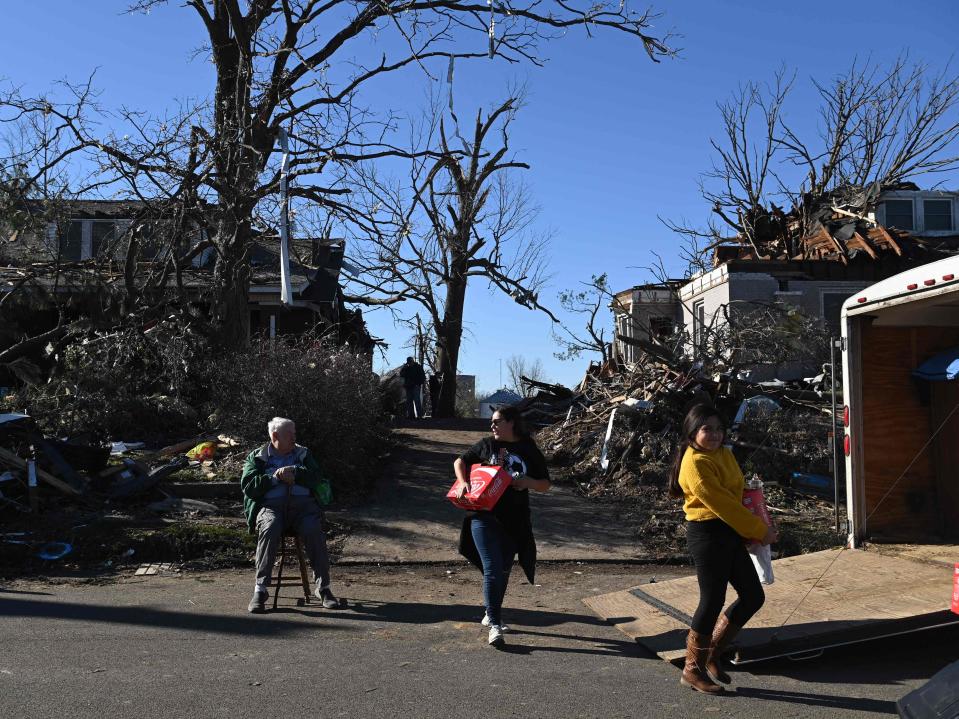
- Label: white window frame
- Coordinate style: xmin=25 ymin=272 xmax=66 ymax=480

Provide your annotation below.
xmin=692 ymin=299 xmax=706 ymax=357
xmin=617 ymin=314 xmax=635 ymax=364
xmin=922 ymin=198 xmax=954 ymax=233
xmin=49 ymin=218 xmax=131 ymax=260
xmin=878 ymin=197 xmax=915 ymax=232
xmin=879 ymin=190 xmax=957 ymax=236
xmin=819 ymin=285 xmax=867 ymax=337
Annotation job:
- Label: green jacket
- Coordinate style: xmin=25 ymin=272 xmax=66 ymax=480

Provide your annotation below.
xmin=240 ymin=443 xmax=332 ymax=534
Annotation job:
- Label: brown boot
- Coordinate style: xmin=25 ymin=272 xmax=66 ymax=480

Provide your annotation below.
xmin=706 ymin=614 xmax=741 ymax=685
xmin=680 ymin=630 xmax=724 ymax=694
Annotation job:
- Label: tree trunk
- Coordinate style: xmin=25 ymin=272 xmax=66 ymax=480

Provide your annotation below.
xmin=207 ymin=9 xmax=258 ymax=351
xmin=433 ymin=259 xmax=468 ymax=418
xmin=212 ymin=214 xmax=253 ymax=349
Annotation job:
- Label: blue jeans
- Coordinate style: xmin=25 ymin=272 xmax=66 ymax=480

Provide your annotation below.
xmin=470 ymin=513 xmax=515 ymax=625
xmin=405 ymin=384 xmax=422 ymax=419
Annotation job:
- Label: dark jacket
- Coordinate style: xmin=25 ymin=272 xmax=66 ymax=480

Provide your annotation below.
xmin=400 ymin=362 xmax=426 ymax=387
xmin=240 ymin=443 xmax=331 ymax=533
xmin=458 ymin=504 xmax=537 ymax=584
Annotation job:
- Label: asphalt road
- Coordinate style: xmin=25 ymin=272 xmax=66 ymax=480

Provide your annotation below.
xmin=1 ymin=563 xmax=953 ymax=719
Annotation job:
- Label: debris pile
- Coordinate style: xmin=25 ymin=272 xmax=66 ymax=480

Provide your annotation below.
xmin=0 ymin=413 xmax=287 ymax=575
xmin=524 ymin=347 xmax=839 ymax=500
xmin=522 ymin=352 xmax=841 ymax=555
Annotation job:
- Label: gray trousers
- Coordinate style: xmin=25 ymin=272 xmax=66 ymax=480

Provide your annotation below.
xmin=254 ymin=493 xmax=331 ymax=590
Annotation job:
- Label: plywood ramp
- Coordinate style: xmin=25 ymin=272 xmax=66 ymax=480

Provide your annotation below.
xmin=583 ymin=547 xmax=958 ymax=665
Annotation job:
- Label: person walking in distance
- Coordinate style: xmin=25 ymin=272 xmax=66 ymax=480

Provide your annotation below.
xmin=667 ymin=403 xmax=778 ymax=694
xmin=452 ymin=405 xmax=551 ymax=648
xmin=399 ymin=356 xmax=426 ymax=419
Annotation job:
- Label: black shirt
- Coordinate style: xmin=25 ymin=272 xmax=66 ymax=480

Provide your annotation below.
xmin=458 ymin=436 xmax=550 ymax=513
xmin=399 ymin=362 xmax=426 ymax=387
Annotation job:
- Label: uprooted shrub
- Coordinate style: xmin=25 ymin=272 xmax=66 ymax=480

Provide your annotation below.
xmin=14 ymin=320 xmax=387 ymax=503
xmin=202 ymin=335 xmax=387 ymax=504
xmin=14 ymin=318 xmax=210 ymax=443
xmin=736 ymin=403 xmax=834 ymax=484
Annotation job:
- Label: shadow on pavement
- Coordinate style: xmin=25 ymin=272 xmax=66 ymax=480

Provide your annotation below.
xmin=502 ymin=628 xmax=659 ymax=659
xmin=731 ymin=686 xmax=897 ymax=714
xmin=742 ymin=624 xmax=959 ymax=686
xmin=309 ymin=598 xmax=585 ymax=627
xmin=295 ymin=598 xmax=650 ymax=658
xmin=0 ymin=596 xmax=351 ymax=637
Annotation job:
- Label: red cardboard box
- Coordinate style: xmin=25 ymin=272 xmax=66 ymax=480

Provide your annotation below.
xmin=952 ymin=563 xmax=959 ymax=615
xmin=447 ymin=464 xmax=512 ymax=511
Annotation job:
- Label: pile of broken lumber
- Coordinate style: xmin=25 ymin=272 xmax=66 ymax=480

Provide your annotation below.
xmin=523 ymin=351 xmax=836 ymax=497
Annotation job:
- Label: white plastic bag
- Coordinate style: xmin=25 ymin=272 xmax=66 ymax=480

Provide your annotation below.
xmin=748 ymin=542 xmax=775 ymax=585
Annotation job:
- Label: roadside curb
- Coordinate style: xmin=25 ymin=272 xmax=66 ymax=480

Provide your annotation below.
xmin=332 ymin=556 xmax=690 ymax=568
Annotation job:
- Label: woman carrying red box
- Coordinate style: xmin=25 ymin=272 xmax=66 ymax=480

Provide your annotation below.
xmin=453 ymin=405 xmax=551 ymax=648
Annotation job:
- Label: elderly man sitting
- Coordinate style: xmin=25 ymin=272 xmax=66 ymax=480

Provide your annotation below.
xmin=241 ymin=417 xmax=344 ymax=613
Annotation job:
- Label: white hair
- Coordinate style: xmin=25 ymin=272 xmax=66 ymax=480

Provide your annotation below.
xmin=267 ymin=417 xmax=295 ymax=437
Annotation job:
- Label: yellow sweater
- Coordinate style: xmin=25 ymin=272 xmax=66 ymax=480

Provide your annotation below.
xmin=678 ymin=446 xmax=768 ymax=541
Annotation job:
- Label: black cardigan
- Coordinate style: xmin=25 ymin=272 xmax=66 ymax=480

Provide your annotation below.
xmin=458 ymin=494 xmax=537 ymax=584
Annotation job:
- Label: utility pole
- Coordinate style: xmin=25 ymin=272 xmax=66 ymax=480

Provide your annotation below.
xmin=277 ymin=126 xmax=293 ymax=306
xmin=416 ymin=315 xmax=425 ymax=365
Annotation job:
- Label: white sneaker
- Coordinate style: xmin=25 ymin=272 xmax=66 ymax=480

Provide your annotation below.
xmin=481 ymin=614 xmax=510 ymax=632
xmin=488 ymin=624 xmax=505 ymax=647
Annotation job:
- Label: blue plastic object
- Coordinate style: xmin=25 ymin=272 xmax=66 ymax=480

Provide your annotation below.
xmin=36 ymin=542 xmax=72 ymax=560
xmin=791 ymin=472 xmax=835 ymax=498
xmin=913 ymin=346 xmax=959 ymax=382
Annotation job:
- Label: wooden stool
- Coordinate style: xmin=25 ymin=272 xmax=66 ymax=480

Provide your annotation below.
xmin=271 ymin=532 xmax=312 ymax=609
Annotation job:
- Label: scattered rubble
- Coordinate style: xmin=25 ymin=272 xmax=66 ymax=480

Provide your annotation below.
xmin=0 ymin=412 xmax=258 ymax=576
xmin=520 ymin=347 xmax=842 ymax=556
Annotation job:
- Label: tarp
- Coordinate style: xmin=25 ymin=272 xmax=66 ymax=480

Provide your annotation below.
xmin=913 ymin=346 xmax=959 ymax=381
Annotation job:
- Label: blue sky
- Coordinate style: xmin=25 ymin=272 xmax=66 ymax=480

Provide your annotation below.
xmin=3 ymin=2 xmax=959 ymax=394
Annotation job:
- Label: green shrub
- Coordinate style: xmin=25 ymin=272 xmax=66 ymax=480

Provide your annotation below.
xmin=203 ymin=335 xmax=387 ymax=504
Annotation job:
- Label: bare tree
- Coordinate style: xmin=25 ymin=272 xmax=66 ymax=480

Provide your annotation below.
xmin=703 ymin=301 xmax=830 ymax=379
xmin=667 ymin=56 xmax=959 ymax=267
xmin=505 ymin=354 xmax=546 ymax=396
xmin=1 ymin=1 xmax=675 ymax=352
xmin=348 ymin=96 xmax=556 ymax=416
xmin=552 ymin=273 xmax=624 ymax=362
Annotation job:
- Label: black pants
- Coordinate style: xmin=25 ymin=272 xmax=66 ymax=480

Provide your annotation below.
xmin=686 ymin=519 xmax=765 ymax=635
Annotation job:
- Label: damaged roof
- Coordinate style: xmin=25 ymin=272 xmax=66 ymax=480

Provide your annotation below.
xmin=713 ymin=183 xmax=959 ymax=267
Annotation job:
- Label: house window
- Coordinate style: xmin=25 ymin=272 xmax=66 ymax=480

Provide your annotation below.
xmin=692 ymin=300 xmax=706 ymax=356
xmin=923 ymin=199 xmax=953 ymax=232
xmin=618 ymin=315 xmax=634 ymax=363
xmin=59 ymin=221 xmax=84 ymax=261
xmin=56 ymin=219 xmax=129 ymax=260
xmin=91 ymin=221 xmax=121 ymax=257
xmin=883 ymin=199 xmax=914 ymax=230
xmin=649 ymin=316 xmax=673 ymax=340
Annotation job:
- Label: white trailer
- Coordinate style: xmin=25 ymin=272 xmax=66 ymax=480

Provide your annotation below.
xmin=841 ymin=255 xmax=959 ymax=548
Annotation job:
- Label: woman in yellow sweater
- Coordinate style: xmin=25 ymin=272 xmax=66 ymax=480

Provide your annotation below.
xmin=667 ymin=403 xmax=778 ymax=694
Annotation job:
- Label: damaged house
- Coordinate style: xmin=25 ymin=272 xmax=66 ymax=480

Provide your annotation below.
xmin=614 ymin=185 xmax=959 ymax=379
xmin=0 ymin=199 xmax=373 ymax=381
